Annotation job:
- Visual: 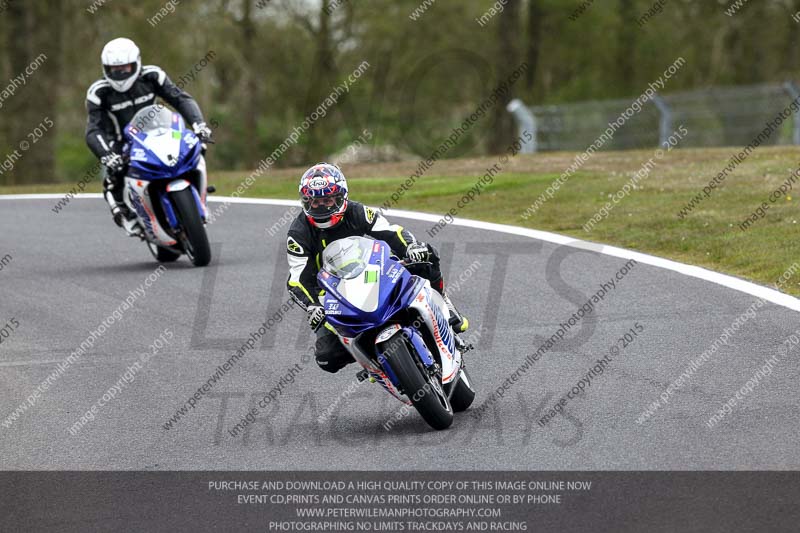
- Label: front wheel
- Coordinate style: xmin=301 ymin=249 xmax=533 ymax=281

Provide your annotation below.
xmin=171 ymin=188 xmax=211 ymax=267
xmin=382 ymin=336 xmax=453 ymax=430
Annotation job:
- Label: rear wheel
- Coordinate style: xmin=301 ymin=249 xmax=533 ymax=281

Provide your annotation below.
xmin=171 ymin=188 xmax=211 ymax=267
xmin=147 ymin=241 xmax=181 ymax=263
xmin=382 ymin=335 xmax=453 ymax=430
xmin=448 ymin=368 xmax=476 ymax=412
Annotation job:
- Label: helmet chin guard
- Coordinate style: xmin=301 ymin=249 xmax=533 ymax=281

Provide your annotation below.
xmin=306 ymin=201 xmax=348 ymax=229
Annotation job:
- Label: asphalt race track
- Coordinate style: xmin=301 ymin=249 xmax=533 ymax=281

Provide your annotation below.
xmin=1 ymin=196 xmax=798 ymax=470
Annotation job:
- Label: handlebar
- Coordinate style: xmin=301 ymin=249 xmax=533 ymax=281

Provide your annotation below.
xmin=396 ymin=258 xmax=432 ymax=267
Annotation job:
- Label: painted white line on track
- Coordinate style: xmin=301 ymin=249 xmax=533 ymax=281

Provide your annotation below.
xmin=0 ymin=359 xmax=79 ymax=367
xmin=3 ymin=193 xmax=799 ymax=312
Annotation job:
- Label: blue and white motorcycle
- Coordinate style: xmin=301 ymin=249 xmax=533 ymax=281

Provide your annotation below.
xmin=318 ymin=236 xmax=476 ymax=430
xmin=119 ymin=104 xmax=213 ymax=266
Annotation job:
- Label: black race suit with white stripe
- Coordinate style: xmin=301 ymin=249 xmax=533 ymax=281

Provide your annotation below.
xmin=84 ymin=65 xmax=205 ymax=202
xmin=286 ymin=201 xmax=444 ymax=373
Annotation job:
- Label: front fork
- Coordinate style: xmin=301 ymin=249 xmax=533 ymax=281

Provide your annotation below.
xmin=375 ymin=326 xmax=438 ymax=394
xmin=162 ymin=156 xmax=210 ymax=229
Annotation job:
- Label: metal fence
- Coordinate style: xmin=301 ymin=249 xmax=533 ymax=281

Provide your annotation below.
xmin=507 ymin=82 xmax=800 ymax=153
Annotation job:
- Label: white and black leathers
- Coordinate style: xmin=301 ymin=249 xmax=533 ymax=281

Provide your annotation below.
xmin=85 ymin=65 xmax=205 ymax=159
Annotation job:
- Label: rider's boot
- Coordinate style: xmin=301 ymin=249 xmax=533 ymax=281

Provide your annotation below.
xmin=105 ymin=190 xmax=141 ymax=236
xmin=442 ymin=292 xmax=469 ymax=333
xmin=121 ymin=215 xmax=143 ymax=237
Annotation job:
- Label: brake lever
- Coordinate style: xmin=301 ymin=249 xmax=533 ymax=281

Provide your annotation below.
xmin=399 ymin=260 xmax=433 ymax=267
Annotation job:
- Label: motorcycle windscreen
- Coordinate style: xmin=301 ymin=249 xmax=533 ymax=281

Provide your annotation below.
xmin=320 ymin=238 xmax=420 ymax=336
xmin=321 ymin=236 xmax=373 ymax=279
xmin=130 ymin=105 xmax=175 ymax=135
xmin=322 ymin=237 xmax=380 ymax=312
xmin=127 ymin=105 xmax=200 ymax=179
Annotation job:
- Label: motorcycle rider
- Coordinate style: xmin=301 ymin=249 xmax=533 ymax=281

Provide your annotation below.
xmin=286 ymin=163 xmax=469 ymax=374
xmin=85 ymin=37 xmax=212 ymax=234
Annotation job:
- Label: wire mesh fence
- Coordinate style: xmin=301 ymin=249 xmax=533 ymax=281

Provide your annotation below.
xmin=510 ymin=83 xmax=800 ymax=153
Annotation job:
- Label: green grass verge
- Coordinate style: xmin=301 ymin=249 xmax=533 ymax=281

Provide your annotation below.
xmin=4 ymin=146 xmax=800 ymax=296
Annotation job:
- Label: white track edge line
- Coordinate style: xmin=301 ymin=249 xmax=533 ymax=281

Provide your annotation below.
xmin=3 ymin=193 xmax=799 ymax=312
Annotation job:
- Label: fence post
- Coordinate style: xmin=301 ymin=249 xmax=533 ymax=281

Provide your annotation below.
xmin=506 ymin=98 xmax=537 ymax=153
xmin=651 ymin=93 xmax=672 ymax=149
xmin=782 ymin=81 xmax=800 ymax=145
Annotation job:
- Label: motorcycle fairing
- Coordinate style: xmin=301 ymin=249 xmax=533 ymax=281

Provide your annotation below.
xmin=120 ymin=105 xmax=208 ymax=247
xmin=318 ymin=240 xmax=420 ymax=338
xmin=125 ymin=177 xmax=177 ymax=246
xmin=406 ymin=283 xmax=461 ymax=384
xmin=318 ymin=237 xmax=462 ymax=393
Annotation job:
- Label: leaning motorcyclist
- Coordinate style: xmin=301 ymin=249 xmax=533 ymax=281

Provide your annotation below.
xmin=84 ymin=37 xmax=212 ymax=234
xmin=286 ymin=163 xmax=469 ymax=374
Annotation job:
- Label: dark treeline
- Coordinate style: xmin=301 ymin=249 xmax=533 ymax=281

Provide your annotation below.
xmin=0 ymin=0 xmax=798 ymax=184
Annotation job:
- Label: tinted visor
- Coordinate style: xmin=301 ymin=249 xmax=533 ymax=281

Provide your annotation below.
xmin=104 ymin=63 xmax=137 ymax=81
xmin=302 ymin=193 xmax=344 ymax=220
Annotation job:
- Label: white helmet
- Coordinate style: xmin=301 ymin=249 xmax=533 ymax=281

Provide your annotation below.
xmin=101 ymin=38 xmax=141 ymax=93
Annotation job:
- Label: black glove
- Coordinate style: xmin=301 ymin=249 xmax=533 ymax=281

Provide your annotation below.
xmin=406 ymin=242 xmax=431 ymax=263
xmin=100 ymin=153 xmax=125 ymax=175
xmin=307 ymin=305 xmax=325 ymax=331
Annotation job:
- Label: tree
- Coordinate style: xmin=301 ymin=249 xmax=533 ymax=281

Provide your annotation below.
xmin=489 ymin=0 xmax=521 ymax=153
xmin=2 ymin=1 xmax=63 ymax=185
xmin=525 ymin=0 xmax=544 ymax=93
xmin=616 ymin=0 xmax=637 ymax=95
